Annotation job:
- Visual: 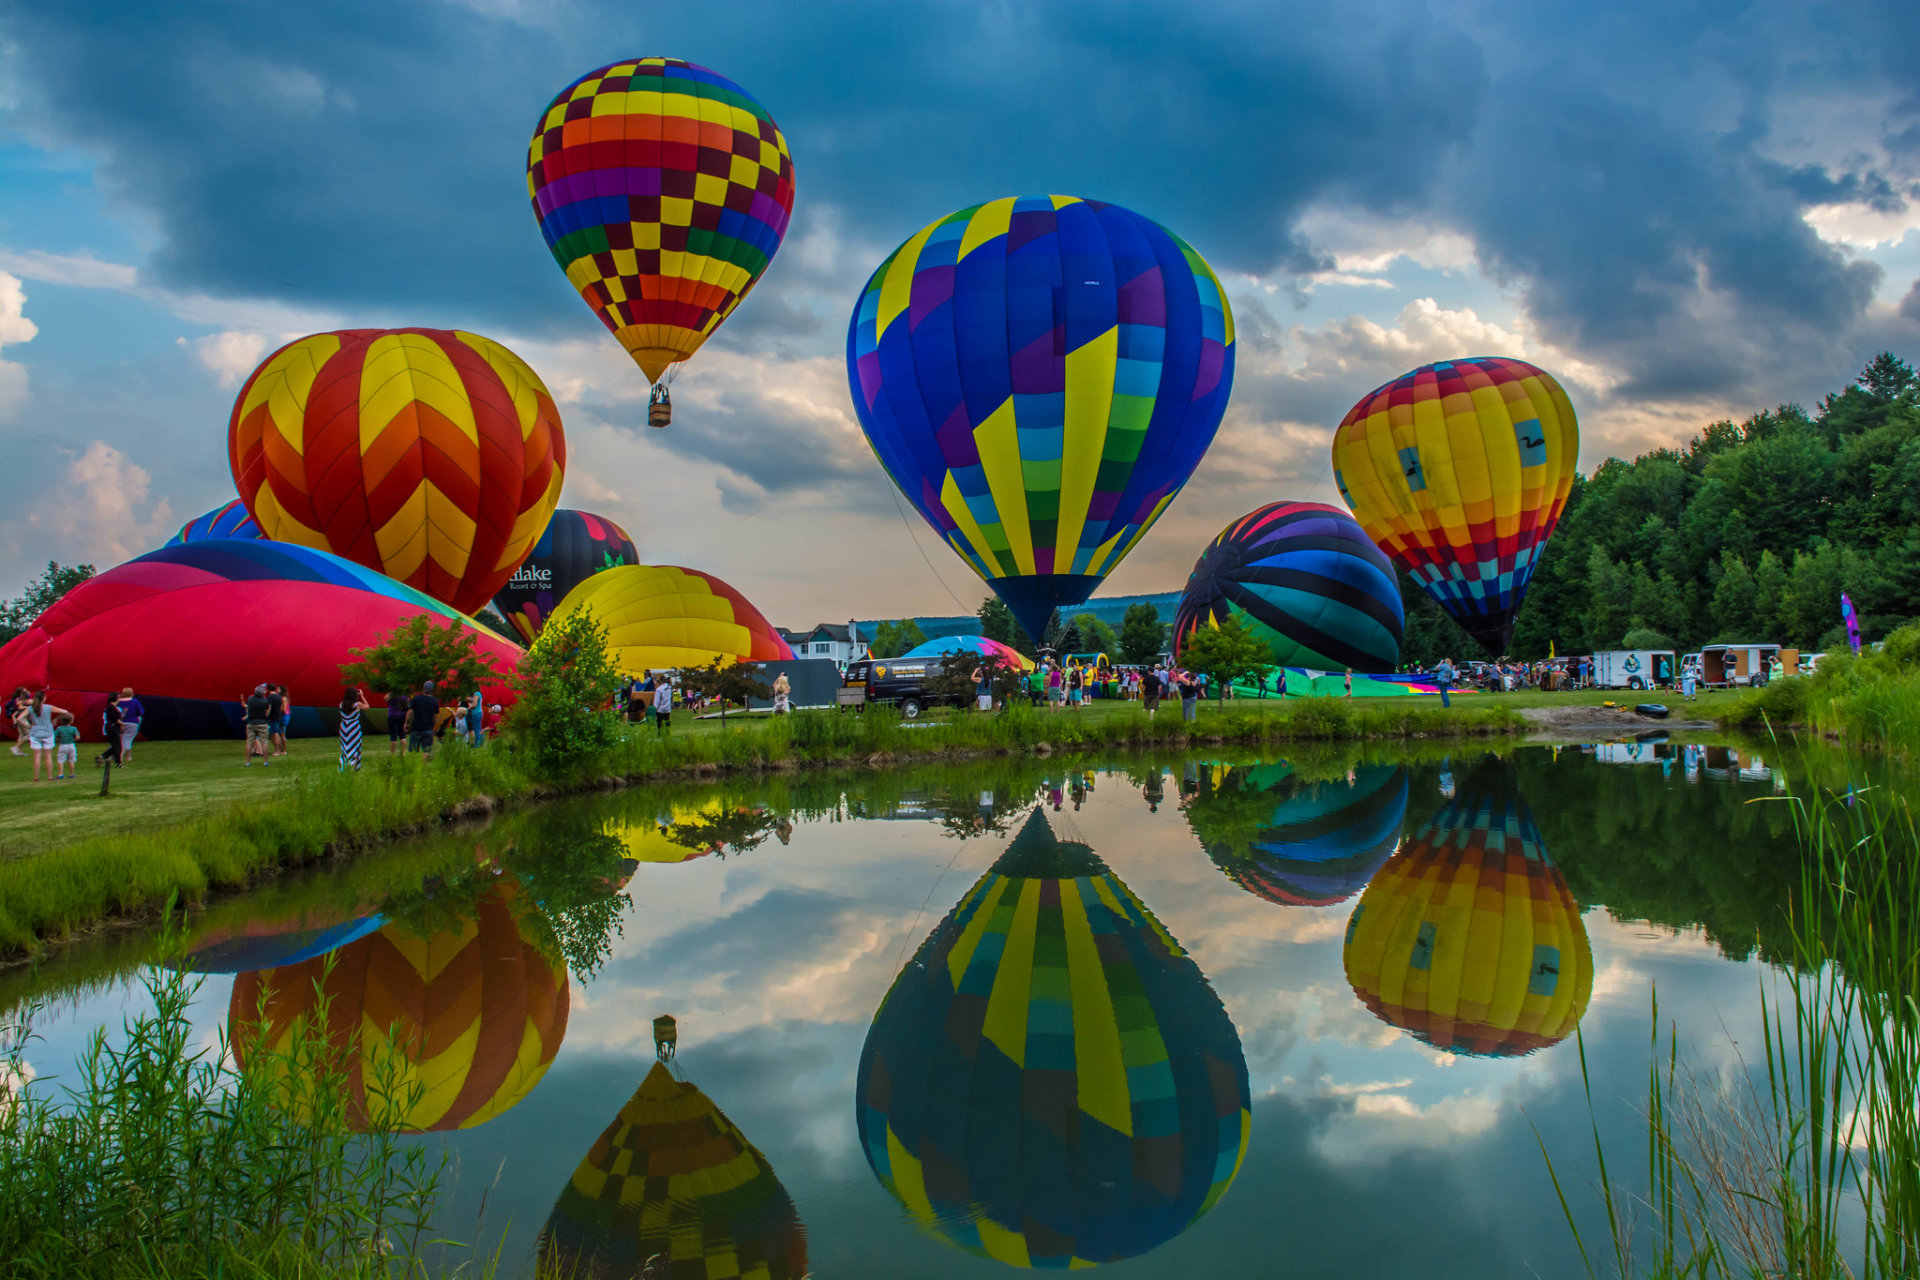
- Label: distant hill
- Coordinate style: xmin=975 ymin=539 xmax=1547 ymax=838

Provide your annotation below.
xmin=857 ymin=589 xmax=1182 ymax=644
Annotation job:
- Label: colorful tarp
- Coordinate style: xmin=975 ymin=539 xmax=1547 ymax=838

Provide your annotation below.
xmin=528 ymin=59 xmax=795 ymax=387
xmin=1332 ymin=358 xmax=1578 ymax=655
xmin=857 ymin=810 xmax=1249 ymax=1268
xmin=1175 ymin=501 xmax=1402 ymax=672
xmin=228 ymin=327 xmax=567 ymax=615
xmin=492 ymin=508 xmax=639 ymax=643
xmin=166 ymin=498 xmax=264 ymax=546
xmin=897 ymin=634 xmax=1035 ymax=671
xmin=847 ymin=196 xmax=1235 ymax=645
xmin=544 ymin=564 xmax=792 ymax=672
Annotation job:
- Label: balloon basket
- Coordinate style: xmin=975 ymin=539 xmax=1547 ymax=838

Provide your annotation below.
xmin=647 ymin=385 xmax=671 ymax=429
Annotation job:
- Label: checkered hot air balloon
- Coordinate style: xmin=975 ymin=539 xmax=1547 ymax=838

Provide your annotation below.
xmin=227 ymin=328 xmax=567 ymax=616
xmin=538 ymin=1060 xmax=808 ymax=1280
xmin=1342 ymin=759 xmax=1593 ymax=1058
xmin=1174 ymin=501 xmax=1404 ymax=673
xmin=1193 ymin=763 xmax=1410 ymax=908
xmin=527 ymin=58 xmax=795 ymax=413
xmin=229 ymin=878 xmax=569 ymax=1132
xmin=847 ymin=197 xmax=1235 ymax=647
xmin=1332 ymin=357 xmax=1579 ymax=656
xmin=543 ymin=564 xmax=792 ymax=672
xmin=856 ymin=810 xmax=1250 ymax=1269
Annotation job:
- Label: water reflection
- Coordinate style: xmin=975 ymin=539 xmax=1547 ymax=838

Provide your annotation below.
xmin=538 ymin=1037 xmax=808 ymax=1280
xmin=230 ymin=873 xmax=570 ymax=1132
xmin=606 ymin=798 xmax=791 ymax=864
xmin=1185 ymin=762 xmax=1410 ymax=907
xmin=1343 ymin=758 xmax=1593 ymax=1058
xmin=177 ymin=906 xmax=385 ymax=973
xmin=857 ymin=809 xmax=1249 ymax=1269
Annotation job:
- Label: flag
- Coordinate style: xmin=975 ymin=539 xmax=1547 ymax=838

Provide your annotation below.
xmin=1842 ymin=592 xmax=1861 ymax=655
xmin=1549 ymin=639 xmax=1556 ymax=659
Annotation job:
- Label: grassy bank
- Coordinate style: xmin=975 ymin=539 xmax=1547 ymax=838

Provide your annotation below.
xmin=0 ymin=696 xmax=1524 ymax=957
xmin=1718 ymin=621 xmax=1920 ymax=755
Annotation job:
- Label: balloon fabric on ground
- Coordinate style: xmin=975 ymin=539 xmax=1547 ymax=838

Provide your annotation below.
xmin=1343 ymin=758 xmax=1593 ymax=1057
xmin=1229 ymin=670 xmax=1454 ymax=698
xmin=538 ymin=1060 xmax=808 ymax=1280
xmin=544 ymin=564 xmax=792 ymax=674
xmin=1194 ymin=763 xmax=1410 ymax=907
xmin=228 ymin=327 xmax=567 ymax=616
xmin=492 ymin=508 xmax=639 ymax=643
xmin=856 ymin=809 xmax=1249 ymax=1269
xmin=0 ymin=540 xmax=521 ymax=741
xmin=230 ymin=878 xmax=569 ymax=1133
xmin=166 ymin=498 xmax=263 ymax=546
xmin=897 ymin=634 xmax=1035 ymax=671
xmin=528 ymin=58 xmax=795 ymax=388
xmin=847 ymin=196 xmax=1236 ymax=645
xmin=1174 ymin=501 xmax=1403 ymax=672
xmin=1332 ymin=357 xmax=1578 ymax=656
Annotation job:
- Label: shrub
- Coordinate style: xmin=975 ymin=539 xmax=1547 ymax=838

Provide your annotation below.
xmin=505 ymin=607 xmax=625 ymax=780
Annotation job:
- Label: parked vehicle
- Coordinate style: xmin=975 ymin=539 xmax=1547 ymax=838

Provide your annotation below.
xmin=1698 ymin=644 xmax=1796 ymax=688
xmin=844 ymin=656 xmax=959 ymax=718
xmin=1591 ymin=649 xmax=1676 ymax=691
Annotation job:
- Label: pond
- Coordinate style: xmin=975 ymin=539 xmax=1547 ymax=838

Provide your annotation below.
xmin=7 ymin=739 xmax=1824 ymax=1278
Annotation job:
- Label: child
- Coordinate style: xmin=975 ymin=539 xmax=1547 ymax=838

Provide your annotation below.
xmin=53 ymin=713 xmax=79 ymax=780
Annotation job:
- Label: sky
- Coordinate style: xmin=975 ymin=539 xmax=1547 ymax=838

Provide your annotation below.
xmin=2 ymin=0 xmax=1918 ymax=624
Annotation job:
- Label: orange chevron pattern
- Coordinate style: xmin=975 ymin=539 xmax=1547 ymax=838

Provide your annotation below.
xmin=228 ymin=328 xmax=567 ymax=614
xmin=230 ymin=880 xmax=570 ymax=1133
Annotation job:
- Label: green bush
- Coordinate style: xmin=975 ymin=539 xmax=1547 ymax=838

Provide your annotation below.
xmin=506 ymin=608 xmax=625 ymax=780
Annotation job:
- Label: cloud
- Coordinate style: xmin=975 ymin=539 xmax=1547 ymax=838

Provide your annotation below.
xmin=1903 ymin=278 xmax=1920 ymax=324
xmin=22 ymin=440 xmax=174 ymax=565
xmin=189 ymin=330 xmax=270 ymax=388
xmin=0 ymin=248 xmax=138 ymax=290
xmin=0 ymin=270 xmax=37 ymax=422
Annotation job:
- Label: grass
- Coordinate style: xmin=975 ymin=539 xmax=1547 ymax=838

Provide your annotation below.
xmin=1544 ymin=768 xmax=1920 ymax=1277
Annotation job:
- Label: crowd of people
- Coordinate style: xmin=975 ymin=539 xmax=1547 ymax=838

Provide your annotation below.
xmin=7 ymin=685 xmax=145 ymax=782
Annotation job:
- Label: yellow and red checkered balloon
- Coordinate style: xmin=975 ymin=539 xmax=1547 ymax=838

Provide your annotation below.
xmin=528 ymin=58 xmax=795 ymax=388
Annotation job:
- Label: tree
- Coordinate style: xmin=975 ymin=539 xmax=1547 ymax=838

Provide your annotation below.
xmin=0 ymin=561 xmax=96 ymax=642
xmin=1070 ymin=611 xmax=1119 ymax=658
xmin=1711 ymin=552 xmax=1758 ymax=640
xmin=1119 ymin=602 xmax=1167 ymax=665
xmin=868 ymin=618 xmax=927 ymax=658
xmin=473 ymin=606 xmax=520 ymax=643
xmin=926 ymin=650 xmax=1024 ymax=708
xmin=1621 ymin=627 xmax=1677 ymax=651
xmin=503 ymin=607 xmax=625 ymax=778
xmin=341 ymin=613 xmax=502 ymax=699
xmin=1752 ymin=550 xmax=1789 ymax=638
xmin=977 ymin=596 xmax=1036 ymax=656
xmin=674 ymin=659 xmax=772 ymax=726
xmin=1584 ymin=547 xmax=1632 ymax=650
xmin=1178 ymin=615 xmax=1267 ymax=697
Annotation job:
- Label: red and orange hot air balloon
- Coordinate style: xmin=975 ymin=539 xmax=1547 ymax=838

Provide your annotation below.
xmin=227 ymin=327 xmax=567 ymax=615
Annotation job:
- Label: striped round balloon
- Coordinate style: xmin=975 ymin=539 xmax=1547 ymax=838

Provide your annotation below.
xmin=227 ymin=327 xmax=567 ymax=616
xmin=1199 ymin=763 xmax=1410 ymax=907
xmin=544 ymin=564 xmax=791 ymax=672
xmin=1174 ymin=501 xmax=1403 ymax=672
xmin=166 ymin=498 xmax=263 ymax=546
xmin=1343 ymin=760 xmax=1592 ymax=1058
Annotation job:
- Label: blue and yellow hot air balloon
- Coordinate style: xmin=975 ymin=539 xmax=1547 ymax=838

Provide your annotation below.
xmin=1343 ymin=759 xmax=1592 ymax=1057
xmin=856 ymin=810 xmax=1249 ymax=1268
xmin=1193 ymin=763 xmax=1409 ymax=907
xmin=847 ymin=197 xmax=1235 ymax=645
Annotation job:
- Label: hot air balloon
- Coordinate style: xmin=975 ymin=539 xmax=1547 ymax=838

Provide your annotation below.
xmin=847 ymin=196 xmax=1236 ymax=646
xmin=527 ymin=58 xmax=795 ymax=426
xmin=1331 ymin=357 xmax=1578 ymax=655
xmin=896 ymin=634 xmax=1035 ymax=671
xmin=1193 ymin=763 xmax=1409 ymax=907
xmin=0 ymin=541 xmax=520 ymax=740
xmin=492 ymin=509 xmax=639 ymax=643
xmin=166 ymin=498 xmax=264 ymax=546
xmin=857 ymin=810 xmax=1249 ymax=1268
xmin=1343 ymin=759 xmax=1592 ymax=1057
xmin=538 ymin=1051 xmax=807 ymax=1279
xmin=227 ymin=327 xmax=566 ymax=615
xmin=543 ymin=564 xmax=792 ymax=672
xmin=177 ymin=910 xmax=385 ymax=975
xmin=230 ymin=878 xmax=568 ymax=1132
xmin=1173 ymin=501 xmax=1402 ymax=673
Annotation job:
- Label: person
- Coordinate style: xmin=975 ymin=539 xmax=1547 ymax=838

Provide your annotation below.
xmin=466 ymin=692 xmax=485 ymax=746
xmin=6 ymin=687 xmax=26 ymax=756
xmin=95 ymin=691 xmax=124 ymax=769
xmin=407 ymin=681 xmax=439 ymax=757
xmin=1141 ymin=767 xmax=1164 ymax=812
xmin=269 ymin=683 xmax=291 ymax=757
xmin=434 ymin=695 xmax=458 ymax=742
xmin=1344 ymin=668 xmax=1354 ymax=699
xmin=971 ymin=664 xmax=990 ymax=713
xmin=1681 ymin=664 xmax=1698 ymax=702
xmin=1142 ymin=665 xmax=1162 ymax=719
xmin=1178 ymin=669 xmax=1200 ymax=723
xmin=483 ymin=703 xmax=503 ymax=739
xmin=243 ymin=684 xmax=273 ymax=766
xmin=117 ymin=687 xmax=144 ymax=763
xmin=21 ymin=691 xmax=67 ymax=782
xmin=773 ymin=671 xmax=792 ymax=715
xmin=627 ymin=680 xmax=648 ymax=724
xmin=1434 ymin=658 xmax=1456 ymax=709
xmin=338 ymin=687 xmax=369 ymax=770
xmin=653 ymin=678 xmax=673 ymax=735
xmin=1046 ymin=662 xmax=1063 ymax=712
xmin=1027 ymin=666 xmax=1043 ymax=708
xmin=1067 ymin=664 xmax=1082 ymax=709
xmin=45 ymin=710 xmax=78 ymax=780
xmin=385 ymin=689 xmax=407 ymax=755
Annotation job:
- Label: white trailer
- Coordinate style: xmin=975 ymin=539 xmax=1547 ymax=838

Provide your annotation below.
xmin=1591 ymin=649 xmax=1676 ymax=691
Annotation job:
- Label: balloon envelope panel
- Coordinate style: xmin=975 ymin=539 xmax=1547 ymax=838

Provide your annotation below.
xmin=857 ymin=811 xmax=1250 ymax=1268
xmin=897 ymin=634 xmax=1035 ymax=671
xmin=493 ymin=508 xmax=639 ymax=642
xmin=847 ymin=196 xmax=1235 ymax=644
xmin=167 ymin=498 xmax=263 ymax=546
xmin=0 ymin=540 xmax=521 ymax=741
xmin=228 ymin=327 xmax=567 ymax=615
xmin=1174 ymin=501 xmax=1402 ymax=672
xmin=545 ymin=564 xmax=792 ymax=673
xmin=1199 ymin=763 xmax=1410 ymax=907
xmin=538 ymin=1061 xmax=808 ymax=1280
xmin=1343 ymin=760 xmax=1593 ymax=1057
xmin=1332 ymin=357 xmax=1578 ymax=654
xmin=528 ymin=58 xmax=795 ymax=385
xmin=230 ymin=880 xmax=569 ymax=1132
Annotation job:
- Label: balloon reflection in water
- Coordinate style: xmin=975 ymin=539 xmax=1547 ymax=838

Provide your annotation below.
xmin=1343 ymin=760 xmax=1592 ymax=1057
xmin=538 ymin=1039 xmax=807 ymax=1279
xmin=858 ymin=810 xmax=1249 ymax=1268
xmin=230 ymin=877 xmax=569 ymax=1132
xmin=1194 ymin=763 xmax=1410 ymax=908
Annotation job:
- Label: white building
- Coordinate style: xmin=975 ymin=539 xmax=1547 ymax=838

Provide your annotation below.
xmin=779 ymin=621 xmax=868 ymax=666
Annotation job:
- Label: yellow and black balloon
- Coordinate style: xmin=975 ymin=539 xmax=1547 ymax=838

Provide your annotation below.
xmin=1343 ymin=759 xmax=1592 ymax=1057
xmin=538 ymin=1059 xmax=807 ymax=1280
xmin=857 ymin=810 xmax=1249 ymax=1268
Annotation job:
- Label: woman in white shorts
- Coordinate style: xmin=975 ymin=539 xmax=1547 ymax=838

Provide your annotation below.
xmin=22 ymin=690 xmax=71 ymax=783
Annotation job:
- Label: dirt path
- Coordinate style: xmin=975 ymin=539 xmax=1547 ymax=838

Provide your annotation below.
xmin=1519 ymin=703 xmax=1717 ymax=737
